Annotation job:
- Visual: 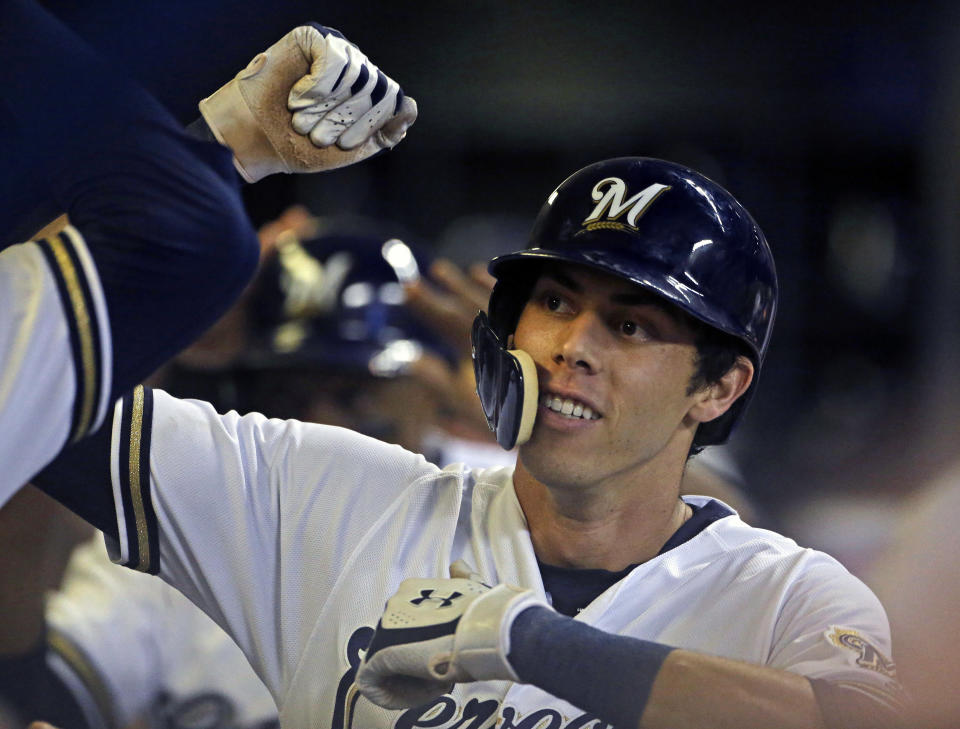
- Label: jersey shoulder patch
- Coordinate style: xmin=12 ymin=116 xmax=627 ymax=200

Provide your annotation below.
xmin=825 ymin=626 xmax=897 ymax=679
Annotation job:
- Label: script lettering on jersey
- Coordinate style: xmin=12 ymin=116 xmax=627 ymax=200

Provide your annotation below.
xmin=332 ymin=626 xmax=376 ymax=729
xmin=826 ymin=627 xmax=897 ymax=679
xmin=581 ymin=178 xmax=671 ymax=232
xmin=395 ymin=697 xmax=610 ymax=729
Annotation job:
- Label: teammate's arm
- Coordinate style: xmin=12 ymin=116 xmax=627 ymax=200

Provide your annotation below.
xmin=0 ymin=0 xmax=416 ymax=500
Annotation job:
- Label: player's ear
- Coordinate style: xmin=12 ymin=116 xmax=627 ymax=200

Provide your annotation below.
xmin=686 ymin=355 xmax=754 ymax=425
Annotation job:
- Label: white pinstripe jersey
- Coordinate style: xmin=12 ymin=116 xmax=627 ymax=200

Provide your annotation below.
xmin=105 ymin=387 xmax=904 ymax=729
xmin=0 ymin=226 xmax=111 ymax=502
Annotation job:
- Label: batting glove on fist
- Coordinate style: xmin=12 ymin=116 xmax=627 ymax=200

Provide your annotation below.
xmin=199 ymin=24 xmax=417 ymax=182
xmin=355 ymin=573 xmax=547 ymax=709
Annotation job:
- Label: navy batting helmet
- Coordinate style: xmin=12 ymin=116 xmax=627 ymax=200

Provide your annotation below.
xmin=474 ymin=157 xmax=778 ymax=449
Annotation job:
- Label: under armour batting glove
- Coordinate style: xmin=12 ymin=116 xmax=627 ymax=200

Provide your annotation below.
xmin=199 ymin=24 xmax=417 ymax=182
xmin=355 ymin=576 xmax=548 ymax=709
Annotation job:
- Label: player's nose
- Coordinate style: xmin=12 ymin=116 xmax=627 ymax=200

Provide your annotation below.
xmin=553 ymin=312 xmax=603 ymax=374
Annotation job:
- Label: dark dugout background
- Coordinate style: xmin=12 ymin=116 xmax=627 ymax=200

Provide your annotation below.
xmin=43 ymin=0 xmax=960 ymax=542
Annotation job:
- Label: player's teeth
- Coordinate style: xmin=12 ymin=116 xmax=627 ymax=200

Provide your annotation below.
xmin=539 ymin=394 xmax=598 ymax=420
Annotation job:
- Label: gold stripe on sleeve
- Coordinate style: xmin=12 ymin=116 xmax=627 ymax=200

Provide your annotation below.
xmin=45 ymin=233 xmax=97 ymax=441
xmin=129 ymin=385 xmax=152 ymax=572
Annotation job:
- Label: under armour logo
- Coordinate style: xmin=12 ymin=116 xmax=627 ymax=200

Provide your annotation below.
xmin=410 ymin=589 xmax=463 ymax=608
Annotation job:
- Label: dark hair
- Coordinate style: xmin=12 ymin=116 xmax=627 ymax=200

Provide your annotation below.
xmin=686 ymin=323 xmax=752 ymax=396
xmin=684 ymin=319 xmax=753 ymax=457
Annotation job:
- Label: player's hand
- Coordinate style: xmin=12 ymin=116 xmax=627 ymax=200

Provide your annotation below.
xmin=401 ymin=259 xmax=497 ymax=439
xmin=199 ymin=24 xmax=417 ymax=183
xmin=404 ymin=259 xmax=495 ymax=361
xmin=355 ymin=570 xmax=547 ymax=709
xmin=286 ymin=27 xmax=414 ymax=151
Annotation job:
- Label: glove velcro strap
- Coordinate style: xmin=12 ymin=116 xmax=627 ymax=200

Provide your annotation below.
xmin=199 ymin=75 xmax=284 ymax=182
xmin=447 ymin=584 xmax=547 ymax=683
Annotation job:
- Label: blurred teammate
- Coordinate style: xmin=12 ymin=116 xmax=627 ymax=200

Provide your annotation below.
xmin=47 ymin=533 xmax=279 ymax=729
xmin=0 ymin=0 xmax=416 ymax=502
xmin=35 ymin=158 xmax=903 ymax=728
xmin=239 ymin=222 xmax=459 ymax=455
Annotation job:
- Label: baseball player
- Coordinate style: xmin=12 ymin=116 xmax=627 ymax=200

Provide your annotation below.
xmin=35 ymin=158 xmax=905 ymax=728
xmin=0 ymin=0 xmax=416 ymax=503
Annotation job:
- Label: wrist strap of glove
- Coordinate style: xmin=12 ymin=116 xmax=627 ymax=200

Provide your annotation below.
xmin=199 ymin=75 xmax=282 ymax=182
xmin=444 ymin=584 xmax=547 ymax=682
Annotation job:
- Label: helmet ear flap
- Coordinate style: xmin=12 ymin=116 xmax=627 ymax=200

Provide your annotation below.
xmin=471 ymin=312 xmax=539 ymax=450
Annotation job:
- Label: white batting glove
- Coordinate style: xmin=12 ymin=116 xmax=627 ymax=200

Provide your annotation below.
xmin=355 ymin=574 xmax=547 ymax=709
xmin=199 ymin=24 xmax=417 ymax=183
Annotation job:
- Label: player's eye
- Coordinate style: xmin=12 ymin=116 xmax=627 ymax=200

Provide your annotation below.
xmin=616 ymin=317 xmax=656 ymax=340
xmin=539 ymin=290 xmax=571 ymax=313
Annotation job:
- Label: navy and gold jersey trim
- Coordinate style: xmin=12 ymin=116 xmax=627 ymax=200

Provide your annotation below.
xmin=114 ymin=385 xmax=159 ymax=574
xmin=47 ymin=626 xmax=117 ymax=729
xmin=35 ymin=226 xmax=106 ymax=442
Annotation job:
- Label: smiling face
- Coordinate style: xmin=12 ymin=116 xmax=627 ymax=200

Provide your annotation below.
xmin=512 ymin=262 xmax=717 ymax=492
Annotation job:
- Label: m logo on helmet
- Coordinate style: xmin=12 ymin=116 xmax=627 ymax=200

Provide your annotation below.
xmin=581 ymin=177 xmax=671 ymax=232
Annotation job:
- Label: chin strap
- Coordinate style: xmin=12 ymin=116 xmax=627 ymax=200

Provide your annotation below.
xmin=471 ymin=312 xmax=539 ymax=450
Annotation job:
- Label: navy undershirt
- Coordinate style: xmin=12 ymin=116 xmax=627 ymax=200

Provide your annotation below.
xmin=538 ymin=499 xmax=734 ymax=617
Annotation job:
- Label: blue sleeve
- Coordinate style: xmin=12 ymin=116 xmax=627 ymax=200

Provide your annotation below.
xmin=507 ymin=606 xmax=673 ymax=728
xmin=0 ymin=0 xmax=260 ymax=403
xmin=34 ymin=405 xmax=118 ymax=544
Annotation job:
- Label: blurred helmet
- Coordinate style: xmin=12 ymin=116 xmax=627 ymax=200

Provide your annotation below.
xmin=246 ymin=223 xmax=454 ymax=376
xmin=476 ymin=157 xmax=778 ymax=448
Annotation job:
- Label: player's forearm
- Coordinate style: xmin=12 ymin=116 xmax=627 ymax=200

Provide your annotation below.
xmin=640 ymin=649 xmax=824 ymax=729
xmin=509 ymin=606 xmax=825 ymax=729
